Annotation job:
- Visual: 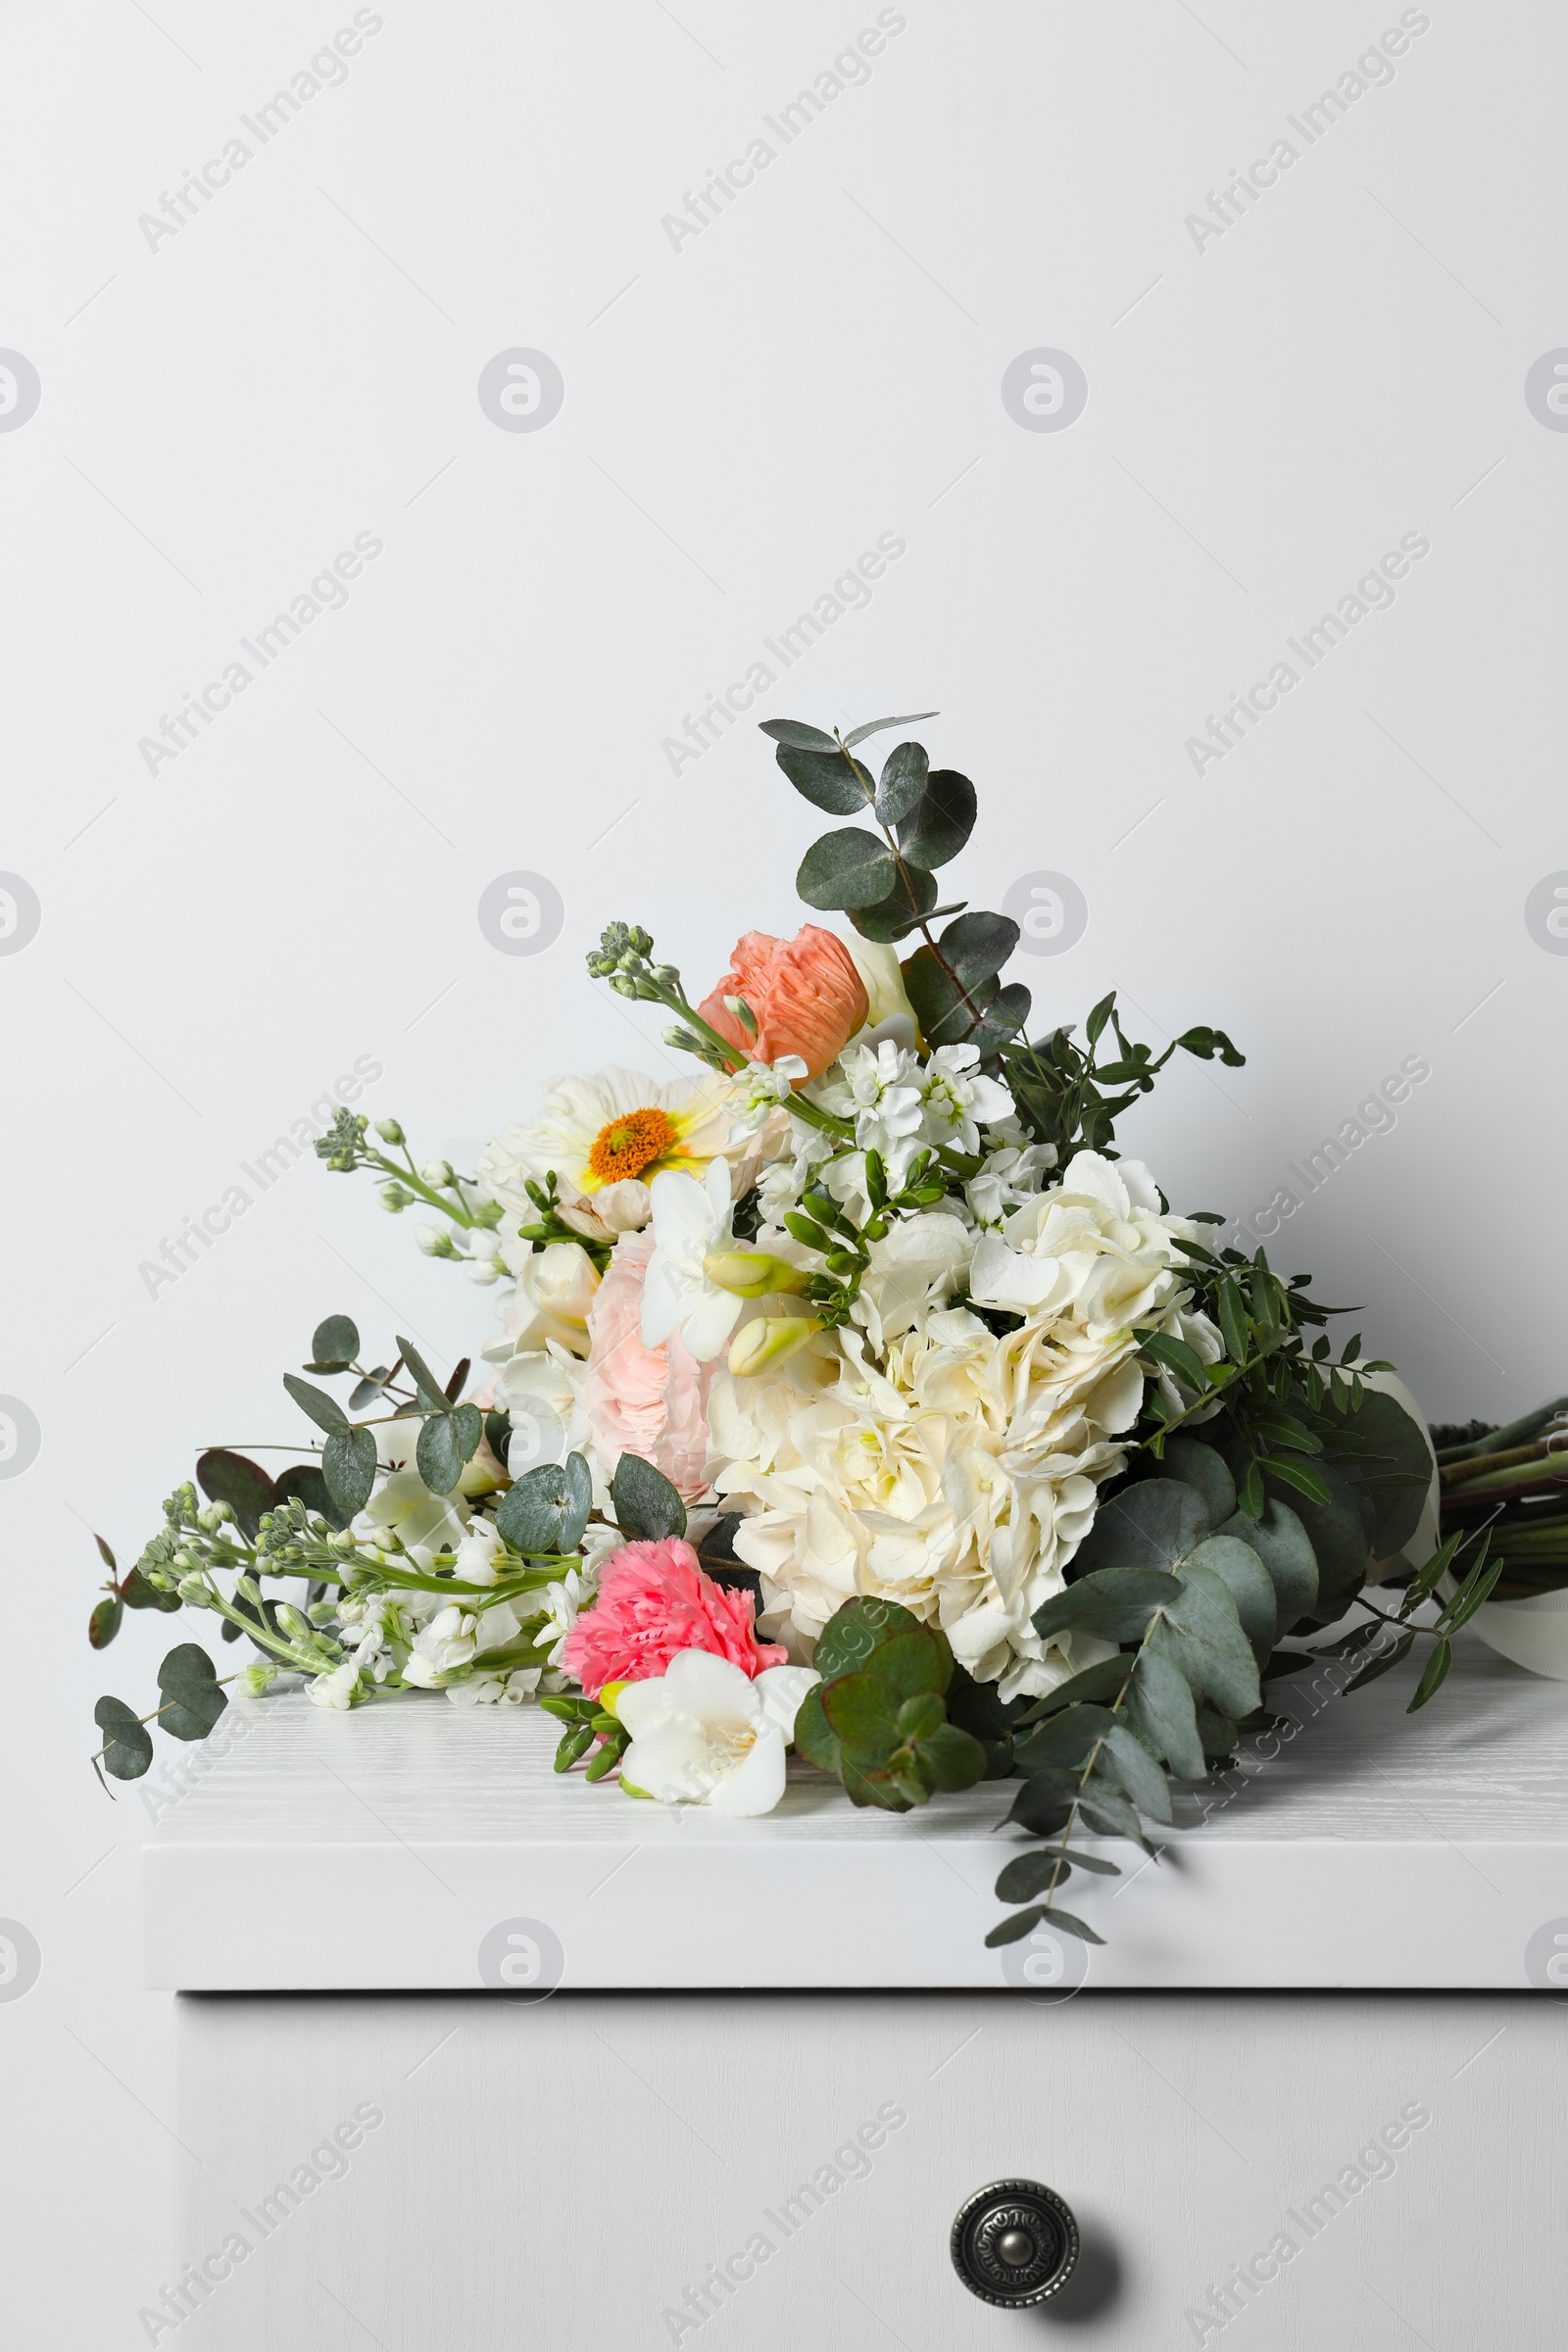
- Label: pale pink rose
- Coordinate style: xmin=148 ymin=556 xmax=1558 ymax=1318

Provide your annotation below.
xmin=581 ymin=1233 xmax=713 ymax=1502
xmin=697 ymin=926 xmax=869 ymax=1079
xmin=562 ymin=1536 xmax=786 ymax=1696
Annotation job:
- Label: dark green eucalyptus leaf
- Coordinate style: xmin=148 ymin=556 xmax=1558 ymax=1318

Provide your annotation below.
xmin=985 ymin=1904 xmax=1052 ymax=1948
xmin=937 ymin=909 xmax=1020 ymax=991
xmin=498 ymin=1460 xmax=577 ymax=1555
xmin=394 ymin=1335 xmax=452 ymax=1414
xmin=321 ymin=1424 xmax=377 ymax=1518
xmin=759 ymin=718 xmax=840 ymax=754
xmin=95 ymin=1696 xmax=153 ymax=1781
xmin=611 ymin=1451 xmax=686 ymax=1543
xmin=842 ymin=710 xmax=939 ymax=750
xmin=282 ymin=1373 xmax=347 ymax=1436
xmin=1014 ymin=1656 xmax=1131 ymax=1725
xmin=1101 ymin=1724 xmax=1174 ymax=1824
xmin=121 ymin=1567 xmax=182 ymax=1614
xmin=1032 ymin=1566 xmax=1183 ymax=1643
xmin=913 ymin=1719 xmax=987 ymax=1791
xmin=849 ymin=863 xmax=939 ymax=943
xmin=1003 ymin=1767 xmax=1082 ymax=1838
xmin=157 ymin=1642 xmax=228 ymax=1740
xmin=1123 ymin=1643 xmax=1206 ymax=1780
xmin=821 ymin=1669 xmax=900 ymax=1761
xmin=1012 ymin=1702 xmax=1113 ymax=1774
xmin=1075 ymin=1776 xmax=1152 ymax=1847
xmin=196 ymin=1448 xmax=276 ymax=1541
xmin=1329 ymin=1388 xmax=1433 ymax=1558
xmin=963 ymin=982 xmax=1032 ymax=1054
xmin=1218 ymin=1497 xmax=1319 ymax=1631
xmin=813 ymin=1596 xmax=919 ymax=1680
xmin=791 ymin=1684 xmax=839 ymax=1774
xmin=1162 ymin=1439 xmax=1237 ymax=1526
xmin=1042 ymin=1907 xmax=1106 ymax=1946
xmin=88 ymin=1593 xmax=123 ymax=1649
xmin=896 ymin=1692 xmax=945 ymax=1743
xmin=775 ymin=743 xmax=869 ymax=814
xmin=416 ymin=1413 xmax=464 ymax=1495
xmin=1070 ymin=1480 xmax=1211 ymax=1577
xmin=901 ymin=946 xmax=995 ymax=1048
xmin=896 ymin=767 xmax=976 ymax=868
xmin=1198 ymin=1706 xmax=1239 ymax=1758
xmin=1160 ymin=1567 xmax=1261 ymax=1718
xmin=1264 ymin=1459 xmax=1368 ymax=1602
xmin=484 ymin=1409 xmax=513 ymax=1471
xmin=874 ymin=740 xmax=929 ymax=825
xmin=309 ymin=1314 xmax=360 ymax=1371
xmin=995 ymin=1851 xmax=1071 ymax=1904
xmin=796 ymin=827 xmax=898 ymax=911
xmin=451 ymin=1402 xmax=483 ymax=1464
xmin=273 ymin=1462 xmax=347 ymax=1531
xmin=1184 ymin=1535 xmax=1278 ymax=1651
xmin=858 ymin=1626 xmax=953 ymax=1705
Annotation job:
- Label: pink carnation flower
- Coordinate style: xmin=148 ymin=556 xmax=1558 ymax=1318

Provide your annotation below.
xmin=581 ymin=1232 xmax=713 ymax=1503
xmin=562 ymin=1536 xmax=786 ymax=1697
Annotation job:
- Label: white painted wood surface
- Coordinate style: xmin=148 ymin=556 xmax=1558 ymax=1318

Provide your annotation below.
xmin=144 ymin=1642 xmax=1568 ymax=1989
xmin=167 ymin=1990 xmax=1565 ymax=2350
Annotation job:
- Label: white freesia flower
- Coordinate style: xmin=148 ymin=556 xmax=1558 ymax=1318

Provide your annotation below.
xmin=641 ymin=1159 xmax=744 ymax=1362
xmin=355 ymin=1463 xmax=470 ymax=1571
xmin=492 ymin=1239 xmax=602 ymax=1358
xmin=616 ymin=1650 xmax=820 ymax=1815
xmin=842 ymin=937 xmax=919 ymax=1051
xmin=964 ymin=1137 xmax=1057 ymax=1230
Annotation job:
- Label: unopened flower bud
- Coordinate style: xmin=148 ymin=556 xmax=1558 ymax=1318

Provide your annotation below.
xmin=704 ymin=1250 xmax=809 ymax=1299
xmin=415 ymin=1223 xmax=456 ymax=1257
xmin=307 ymin=1600 xmax=338 ymax=1627
xmin=275 ymin=1603 xmax=315 ymax=1644
xmin=239 ymin=1663 xmax=277 ymax=1697
xmin=176 ymin=1573 xmax=212 ymax=1606
xmin=726 ymin=1315 xmax=823 ymax=1377
xmin=420 ymin=1158 xmax=456 ymax=1188
xmin=375 ymin=1117 xmax=406 ymax=1146
xmin=379 ymin=1181 xmax=414 ymax=1212
xmin=722 ymin=995 xmax=760 ymax=1036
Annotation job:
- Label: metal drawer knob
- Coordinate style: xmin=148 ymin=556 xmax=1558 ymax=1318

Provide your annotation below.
xmin=950 ymin=2179 xmax=1079 ymax=2307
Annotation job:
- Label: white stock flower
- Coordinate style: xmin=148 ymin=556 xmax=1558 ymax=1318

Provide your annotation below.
xmin=616 ymin=1650 xmax=820 ymax=1816
xmin=308 ymin=1660 xmax=364 ymax=1710
xmin=402 ymin=1602 xmax=478 ymax=1687
xmin=916 ymin=1044 xmax=1015 ymax=1155
xmin=640 ymin=1159 xmax=744 ymax=1362
xmin=814 ymin=1040 xmax=926 ymax=1187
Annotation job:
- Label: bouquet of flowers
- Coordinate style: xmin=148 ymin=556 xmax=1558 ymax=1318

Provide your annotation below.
xmin=88 ymin=711 xmax=1502 ymax=1951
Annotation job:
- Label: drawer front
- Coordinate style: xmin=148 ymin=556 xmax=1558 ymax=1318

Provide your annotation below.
xmin=169 ymin=1991 xmax=1561 ymax=2348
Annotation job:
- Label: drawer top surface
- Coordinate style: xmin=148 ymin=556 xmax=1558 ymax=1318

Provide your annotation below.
xmin=141 ymin=1642 xmax=1568 ymax=1991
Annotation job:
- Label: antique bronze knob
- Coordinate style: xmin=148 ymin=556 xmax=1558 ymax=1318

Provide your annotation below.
xmin=950 ymin=2179 xmax=1079 ymax=2306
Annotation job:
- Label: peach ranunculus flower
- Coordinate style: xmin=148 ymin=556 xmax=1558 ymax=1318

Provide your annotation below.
xmin=697 ymin=926 xmax=869 ymax=1080
xmin=580 ymin=1232 xmax=714 ymax=1503
xmin=561 ymin=1536 xmax=787 ymax=1696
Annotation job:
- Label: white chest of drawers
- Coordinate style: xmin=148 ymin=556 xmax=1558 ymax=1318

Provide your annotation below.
xmin=144 ymin=1645 xmax=1568 ymax=2348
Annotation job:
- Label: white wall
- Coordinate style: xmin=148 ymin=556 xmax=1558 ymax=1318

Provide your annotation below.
xmin=3 ymin=2 xmax=1563 ymax=2339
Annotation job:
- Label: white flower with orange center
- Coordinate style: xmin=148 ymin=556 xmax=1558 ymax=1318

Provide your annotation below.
xmin=475 ymin=1067 xmax=743 ymax=1236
